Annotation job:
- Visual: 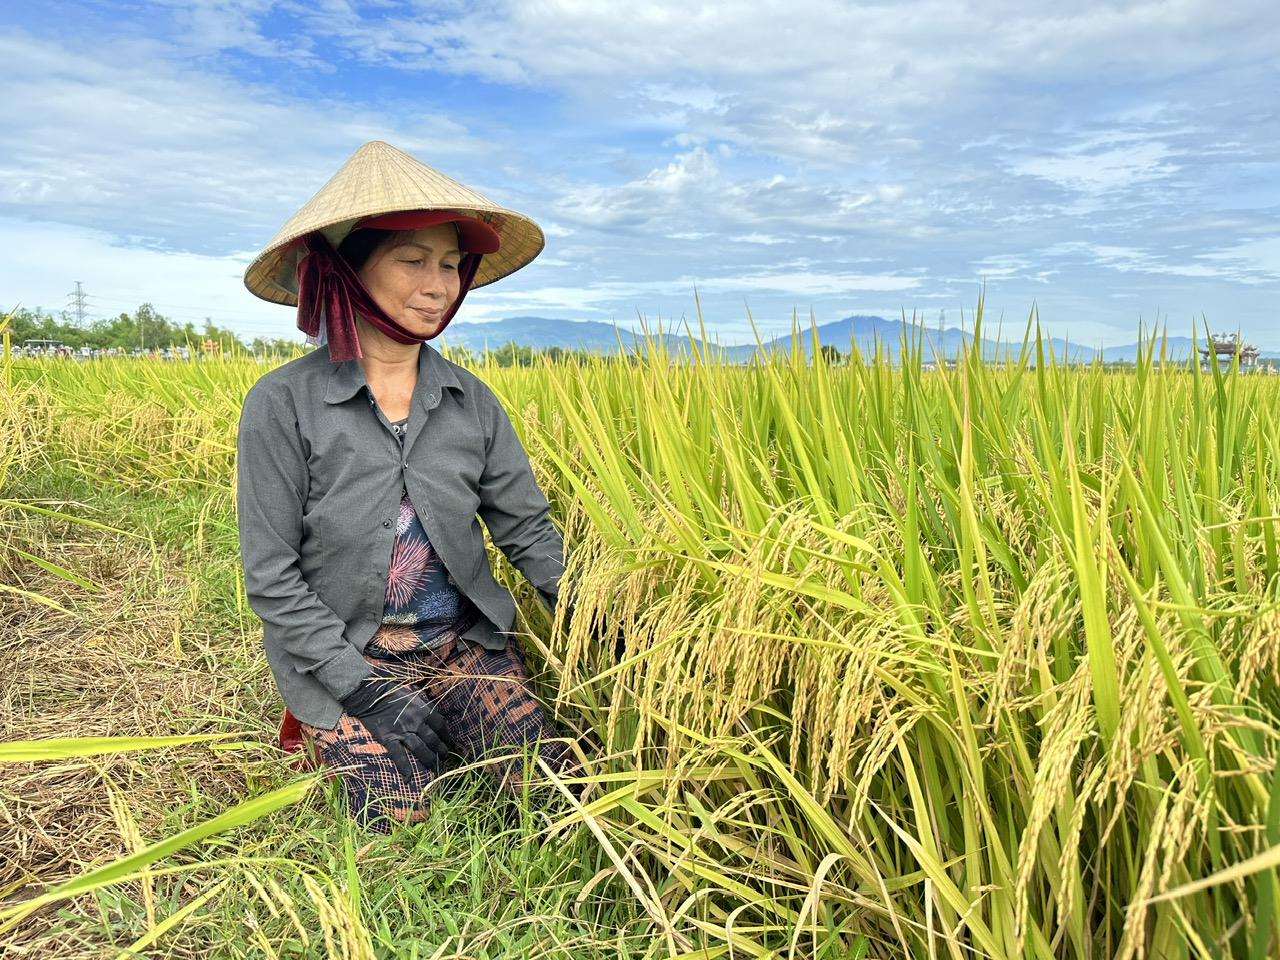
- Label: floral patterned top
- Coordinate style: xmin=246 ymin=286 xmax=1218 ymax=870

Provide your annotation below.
xmin=369 ymin=420 xmax=479 ymax=654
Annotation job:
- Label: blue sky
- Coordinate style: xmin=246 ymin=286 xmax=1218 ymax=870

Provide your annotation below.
xmin=2 ymin=0 xmax=1277 ymax=349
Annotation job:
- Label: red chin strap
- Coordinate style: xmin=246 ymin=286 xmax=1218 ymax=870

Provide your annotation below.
xmin=295 ymin=231 xmax=480 ymax=362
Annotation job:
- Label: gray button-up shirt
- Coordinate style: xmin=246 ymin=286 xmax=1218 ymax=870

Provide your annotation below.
xmin=236 ymin=344 xmax=564 ymax=729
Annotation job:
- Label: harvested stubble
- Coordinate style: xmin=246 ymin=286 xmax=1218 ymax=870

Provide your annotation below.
xmin=1 ymin=317 xmax=1278 ymax=959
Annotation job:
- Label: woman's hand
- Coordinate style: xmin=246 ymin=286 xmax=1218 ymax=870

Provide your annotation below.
xmin=340 ymin=675 xmax=449 ymax=783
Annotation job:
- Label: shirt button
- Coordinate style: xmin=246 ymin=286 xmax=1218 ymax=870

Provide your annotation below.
xmin=382 ymin=519 xmax=392 ymax=528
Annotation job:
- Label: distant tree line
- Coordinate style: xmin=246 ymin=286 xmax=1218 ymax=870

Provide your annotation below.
xmin=446 ymin=342 xmax=611 ymax=367
xmin=1 ymin=304 xmax=302 ymax=356
xmin=2 ymin=304 xmax=673 ymax=366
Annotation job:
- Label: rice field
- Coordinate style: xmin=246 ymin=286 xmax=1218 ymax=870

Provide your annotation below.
xmin=2 ymin=314 xmax=1278 ymax=959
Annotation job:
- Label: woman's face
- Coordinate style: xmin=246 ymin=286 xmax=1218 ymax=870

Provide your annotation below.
xmin=357 ymin=223 xmax=462 ymax=340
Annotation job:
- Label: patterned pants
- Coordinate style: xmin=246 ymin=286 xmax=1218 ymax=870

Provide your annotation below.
xmin=301 ymin=635 xmax=569 ymax=831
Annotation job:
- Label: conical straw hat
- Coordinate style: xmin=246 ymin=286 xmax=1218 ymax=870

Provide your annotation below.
xmin=244 ymin=141 xmax=545 ymax=305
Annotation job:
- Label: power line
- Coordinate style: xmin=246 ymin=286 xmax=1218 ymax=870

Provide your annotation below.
xmin=86 ymin=294 xmax=275 ymax=318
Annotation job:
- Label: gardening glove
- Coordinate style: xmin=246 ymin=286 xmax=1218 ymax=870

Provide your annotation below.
xmin=340 ymin=672 xmax=449 ymax=784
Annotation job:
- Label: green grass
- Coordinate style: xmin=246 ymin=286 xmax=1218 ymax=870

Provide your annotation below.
xmin=1 ymin=463 xmax=670 ymax=958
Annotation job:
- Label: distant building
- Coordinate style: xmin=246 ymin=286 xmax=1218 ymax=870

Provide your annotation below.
xmin=20 ymin=339 xmax=70 ymax=358
xmin=1200 ymin=333 xmax=1260 ymax=371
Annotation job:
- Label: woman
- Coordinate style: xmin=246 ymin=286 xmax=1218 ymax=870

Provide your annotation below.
xmin=238 ymin=141 xmax=568 ymax=829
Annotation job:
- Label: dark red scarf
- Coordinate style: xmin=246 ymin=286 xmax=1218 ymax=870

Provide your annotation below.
xmin=295 ymin=231 xmax=481 ymax=362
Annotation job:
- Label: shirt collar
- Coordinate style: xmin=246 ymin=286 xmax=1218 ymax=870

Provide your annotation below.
xmin=323 ymin=343 xmax=465 ymax=407
xmin=414 ymin=345 xmax=465 ymax=411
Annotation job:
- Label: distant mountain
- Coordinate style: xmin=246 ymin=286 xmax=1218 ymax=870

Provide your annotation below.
xmin=748 ymin=315 xmax=1066 ymax=363
xmin=441 ymin=317 xmax=658 ymax=353
xmin=442 ymin=316 xmax=1278 ymax=363
xmin=441 ymin=315 xmax=956 ymax=357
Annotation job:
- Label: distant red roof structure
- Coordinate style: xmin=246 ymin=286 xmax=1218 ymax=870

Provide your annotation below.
xmin=1200 ymin=333 xmax=1260 ymax=370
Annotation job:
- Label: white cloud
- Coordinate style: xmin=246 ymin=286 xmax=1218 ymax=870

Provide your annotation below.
xmin=0 ymin=217 xmax=288 ymax=338
xmin=2 ymin=1 xmax=1278 ymax=350
xmin=1011 ymin=139 xmax=1179 ymax=196
xmin=464 ymin=281 xmax=687 ymax=317
xmin=1036 ymin=239 xmax=1280 ymax=286
xmin=553 ymin=147 xmax=724 ymax=227
xmin=698 ymin=270 xmax=922 ymax=296
xmin=0 ymin=28 xmax=514 ymax=253
xmin=970 ymin=254 xmax=1034 ymax=281
xmin=153 ymin=0 xmax=315 ymax=61
xmin=1200 ymin=236 xmax=1280 ymax=281
xmin=270 ymin=0 xmax=1277 ymax=170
